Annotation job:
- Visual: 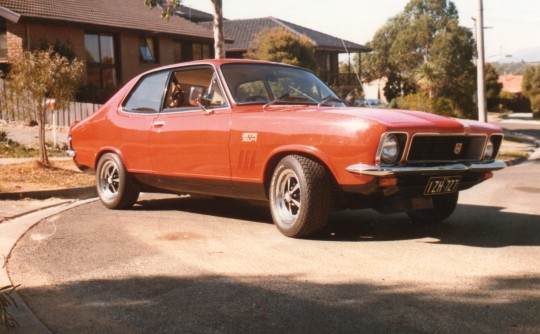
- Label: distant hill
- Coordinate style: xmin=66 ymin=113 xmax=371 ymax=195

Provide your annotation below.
xmin=492 ymin=46 xmax=540 ymax=64
xmin=491 ymin=62 xmax=530 ymax=75
xmin=489 ymin=46 xmax=540 ymax=75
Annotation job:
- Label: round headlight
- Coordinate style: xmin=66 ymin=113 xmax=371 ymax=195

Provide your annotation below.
xmin=381 ymin=134 xmax=400 ymax=164
xmin=484 ymin=140 xmax=494 ymax=160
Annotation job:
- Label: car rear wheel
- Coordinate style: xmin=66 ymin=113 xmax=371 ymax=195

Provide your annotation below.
xmin=269 ymin=155 xmax=331 ymax=238
xmin=407 ymin=192 xmax=459 ymax=224
xmin=96 ymin=153 xmax=140 ymax=209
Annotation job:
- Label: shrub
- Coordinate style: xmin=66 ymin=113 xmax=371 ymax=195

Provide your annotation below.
xmin=530 ymin=94 xmax=540 ymax=113
xmin=499 ymin=91 xmax=532 ymax=113
xmin=5 ymin=48 xmax=84 ymax=166
xmin=395 ymin=93 xmax=455 ymax=117
xmin=0 ymin=285 xmax=19 ymax=329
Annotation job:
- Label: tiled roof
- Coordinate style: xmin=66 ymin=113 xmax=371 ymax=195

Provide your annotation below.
xmin=177 ymin=5 xmax=216 ymax=23
xmin=203 ymin=17 xmax=370 ymax=53
xmin=0 ymin=0 xmax=214 ymax=39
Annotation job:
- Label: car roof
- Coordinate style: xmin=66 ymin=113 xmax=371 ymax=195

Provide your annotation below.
xmin=151 ymin=59 xmax=299 ymax=73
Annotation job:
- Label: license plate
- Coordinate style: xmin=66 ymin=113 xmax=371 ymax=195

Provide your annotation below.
xmin=424 ymin=176 xmax=461 ymax=195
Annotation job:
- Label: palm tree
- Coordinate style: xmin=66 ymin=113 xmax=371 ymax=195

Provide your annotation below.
xmin=413 ymin=62 xmax=441 ymax=99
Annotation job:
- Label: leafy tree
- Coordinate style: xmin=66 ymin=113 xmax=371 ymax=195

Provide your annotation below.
xmin=522 ymin=64 xmax=540 ymax=117
xmin=362 ymin=0 xmax=476 ymax=118
xmin=144 ymin=0 xmax=225 ymax=59
xmin=245 ymin=27 xmax=317 ymax=71
xmin=530 ymin=95 xmax=540 ymax=115
xmin=485 ymin=63 xmax=502 ymax=110
xmin=522 ymin=64 xmax=540 ymax=99
xmin=5 ymin=49 xmax=84 ymax=166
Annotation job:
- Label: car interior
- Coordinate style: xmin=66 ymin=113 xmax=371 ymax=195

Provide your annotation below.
xmin=164 ymin=68 xmax=227 ymax=110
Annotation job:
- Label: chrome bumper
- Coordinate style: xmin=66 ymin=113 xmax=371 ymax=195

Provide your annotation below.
xmin=346 ymin=161 xmax=506 ymax=177
xmin=65 ymin=149 xmax=76 ymax=158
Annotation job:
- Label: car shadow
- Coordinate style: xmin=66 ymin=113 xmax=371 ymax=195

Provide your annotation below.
xmin=129 ymin=195 xmax=540 ymax=248
xmin=133 ymin=194 xmax=274 ymax=225
xmin=320 ymin=204 xmax=540 ymax=247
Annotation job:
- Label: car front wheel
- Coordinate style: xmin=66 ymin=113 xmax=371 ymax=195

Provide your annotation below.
xmin=407 ymin=192 xmax=459 ymax=224
xmin=269 ymin=155 xmax=331 ymax=238
xmin=96 ymin=153 xmax=140 ymax=209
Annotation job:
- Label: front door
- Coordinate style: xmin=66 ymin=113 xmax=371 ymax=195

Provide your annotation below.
xmin=148 ymin=66 xmax=232 ymax=195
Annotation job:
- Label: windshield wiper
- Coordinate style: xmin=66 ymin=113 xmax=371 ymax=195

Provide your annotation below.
xmin=288 ymin=86 xmax=318 ymax=104
xmin=263 ymin=93 xmax=290 ymax=109
xmin=318 ymin=96 xmax=344 ymax=107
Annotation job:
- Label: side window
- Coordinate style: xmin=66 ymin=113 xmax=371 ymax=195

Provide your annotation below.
xmin=164 ymin=67 xmax=228 ymax=111
xmin=123 ymin=71 xmax=169 ymax=112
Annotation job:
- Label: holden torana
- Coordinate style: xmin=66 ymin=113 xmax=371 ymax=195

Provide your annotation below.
xmin=67 ymin=59 xmax=505 ymax=238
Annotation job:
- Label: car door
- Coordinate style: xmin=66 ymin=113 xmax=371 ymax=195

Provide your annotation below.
xmin=114 ymin=70 xmax=168 ymax=173
xmin=148 ymin=65 xmax=233 ymax=195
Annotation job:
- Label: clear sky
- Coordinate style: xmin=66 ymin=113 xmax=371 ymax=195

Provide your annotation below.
xmin=183 ymin=0 xmax=539 ymax=62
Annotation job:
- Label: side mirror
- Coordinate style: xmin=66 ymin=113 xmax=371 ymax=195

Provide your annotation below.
xmin=189 ymin=86 xmax=211 ymax=107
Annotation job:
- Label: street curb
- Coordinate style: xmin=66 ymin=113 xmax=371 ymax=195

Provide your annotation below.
xmin=0 ymin=186 xmax=97 ymax=201
xmin=0 ymin=198 xmax=98 ymax=334
xmin=504 ymin=131 xmax=540 ymax=147
xmin=504 ymin=155 xmax=530 ymax=167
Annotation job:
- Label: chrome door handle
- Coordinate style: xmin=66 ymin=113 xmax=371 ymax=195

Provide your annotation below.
xmin=153 ymin=121 xmax=165 ymax=127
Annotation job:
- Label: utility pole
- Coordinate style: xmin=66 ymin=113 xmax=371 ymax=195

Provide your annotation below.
xmin=476 ymin=0 xmax=487 ymax=122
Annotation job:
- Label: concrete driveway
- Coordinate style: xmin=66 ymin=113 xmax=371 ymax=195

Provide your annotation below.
xmin=2 ymin=114 xmax=540 ymax=333
xmin=7 ymin=152 xmax=540 ymax=333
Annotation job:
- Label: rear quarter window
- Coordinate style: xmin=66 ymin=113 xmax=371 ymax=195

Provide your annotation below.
xmin=123 ymin=71 xmax=169 ymax=112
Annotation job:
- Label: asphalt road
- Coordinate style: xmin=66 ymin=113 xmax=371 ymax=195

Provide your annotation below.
xmin=8 ymin=158 xmax=540 ymax=333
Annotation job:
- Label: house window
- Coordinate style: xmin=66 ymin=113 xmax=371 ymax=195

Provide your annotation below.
xmin=192 ymin=43 xmax=210 ymax=60
xmin=173 ymin=41 xmax=183 ymax=63
xmin=324 ymin=54 xmax=332 ymax=72
xmin=0 ymin=18 xmax=7 ymax=60
xmin=139 ymin=37 xmax=159 ymax=63
xmin=85 ymin=33 xmax=118 ymax=88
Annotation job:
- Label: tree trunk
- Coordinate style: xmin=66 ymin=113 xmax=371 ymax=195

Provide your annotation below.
xmin=211 ymin=0 xmax=225 ymax=59
xmin=38 ymin=106 xmax=50 ymax=167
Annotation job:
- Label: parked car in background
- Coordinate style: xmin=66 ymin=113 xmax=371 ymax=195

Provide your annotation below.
xmin=67 ymin=59 xmax=505 ymax=238
xmin=354 ymin=98 xmax=384 ymax=107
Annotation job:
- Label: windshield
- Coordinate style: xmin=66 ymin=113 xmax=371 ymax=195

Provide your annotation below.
xmin=220 ymin=63 xmax=345 ymax=107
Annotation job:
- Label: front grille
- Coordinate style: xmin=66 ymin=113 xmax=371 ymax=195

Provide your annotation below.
xmin=407 ymin=135 xmax=486 ymax=163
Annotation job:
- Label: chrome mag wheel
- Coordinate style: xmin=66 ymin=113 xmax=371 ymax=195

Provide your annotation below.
xmin=274 ymin=169 xmax=302 ymax=226
xmin=96 ymin=153 xmax=139 ymax=209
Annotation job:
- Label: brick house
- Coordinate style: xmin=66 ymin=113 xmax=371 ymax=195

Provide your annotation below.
xmin=201 ymin=17 xmax=371 ymax=88
xmin=0 ymin=0 xmax=217 ymax=102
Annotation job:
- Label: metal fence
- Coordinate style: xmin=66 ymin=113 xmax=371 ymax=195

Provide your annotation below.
xmin=0 ymin=78 xmax=101 ymax=127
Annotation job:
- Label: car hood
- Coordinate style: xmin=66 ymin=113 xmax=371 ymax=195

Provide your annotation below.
xmin=322 ymin=107 xmax=502 ymax=133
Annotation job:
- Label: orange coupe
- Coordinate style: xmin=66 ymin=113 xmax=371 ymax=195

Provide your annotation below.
xmin=68 ymin=59 xmax=505 ymax=238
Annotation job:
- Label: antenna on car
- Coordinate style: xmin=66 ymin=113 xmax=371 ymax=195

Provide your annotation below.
xmin=341 ymin=40 xmax=364 ymax=91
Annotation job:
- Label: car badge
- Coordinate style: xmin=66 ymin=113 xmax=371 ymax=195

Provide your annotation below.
xmin=242 ymin=132 xmax=258 ymax=143
xmin=454 ymin=143 xmax=463 ymax=155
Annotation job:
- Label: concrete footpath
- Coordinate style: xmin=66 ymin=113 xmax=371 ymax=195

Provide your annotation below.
xmin=0 ymin=114 xmax=539 ymax=333
xmin=1 ymin=198 xmax=97 ymax=333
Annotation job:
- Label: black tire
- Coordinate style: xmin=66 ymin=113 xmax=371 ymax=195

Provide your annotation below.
xmin=96 ymin=153 xmax=140 ymax=209
xmin=407 ymin=192 xmax=459 ymax=224
xmin=269 ymin=155 xmax=331 ymax=238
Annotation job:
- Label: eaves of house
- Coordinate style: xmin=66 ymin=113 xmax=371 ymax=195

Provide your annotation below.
xmin=0 ymin=0 xmax=215 ymax=40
